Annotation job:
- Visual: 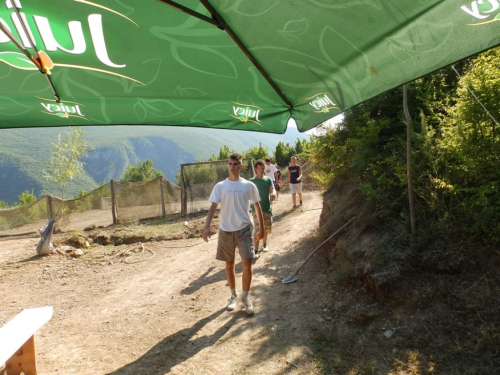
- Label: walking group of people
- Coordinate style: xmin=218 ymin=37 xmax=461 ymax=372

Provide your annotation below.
xmin=202 ymin=153 xmax=303 ymax=315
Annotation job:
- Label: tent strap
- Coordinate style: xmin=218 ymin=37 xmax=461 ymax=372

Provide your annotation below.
xmin=158 ymin=0 xmax=293 ymax=111
xmin=3 ymin=5 xmax=61 ymax=102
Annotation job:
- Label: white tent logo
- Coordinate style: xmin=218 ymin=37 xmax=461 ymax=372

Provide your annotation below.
xmin=39 ymin=98 xmax=86 ymax=119
xmin=230 ymin=102 xmax=263 ymax=126
xmin=461 ymin=0 xmax=500 ymax=23
xmin=307 ymin=93 xmax=338 ymax=114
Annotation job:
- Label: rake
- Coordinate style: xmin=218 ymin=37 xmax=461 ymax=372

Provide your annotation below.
xmin=282 ymin=216 xmax=356 ymax=284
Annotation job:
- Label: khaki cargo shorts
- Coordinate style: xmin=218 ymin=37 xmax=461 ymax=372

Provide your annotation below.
xmin=216 ymin=225 xmax=254 ymax=261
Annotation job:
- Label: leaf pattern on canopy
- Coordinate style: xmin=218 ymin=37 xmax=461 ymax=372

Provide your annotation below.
xmin=0 ymin=96 xmax=32 ymax=116
xmin=134 ymin=98 xmax=184 ymax=121
xmin=278 ymin=19 xmax=308 ymax=43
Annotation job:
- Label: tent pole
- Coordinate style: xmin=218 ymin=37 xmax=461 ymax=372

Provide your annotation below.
xmin=199 ymin=0 xmax=293 ymax=110
xmin=403 ymin=84 xmax=416 ymax=235
xmin=158 ymin=0 xmax=293 ymax=111
xmin=157 ymin=0 xmax=219 ymax=27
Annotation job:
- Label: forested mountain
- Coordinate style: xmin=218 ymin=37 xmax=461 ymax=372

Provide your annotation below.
xmin=0 ymin=125 xmax=308 ymax=205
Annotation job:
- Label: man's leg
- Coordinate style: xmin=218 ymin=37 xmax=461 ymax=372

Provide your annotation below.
xmin=252 ymin=214 xmax=261 ymax=258
xmin=298 ymin=183 xmax=303 ymax=205
xmin=253 ymin=238 xmax=260 ymax=251
xmin=292 ymin=192 xmax=297 ymax=206
xmin=225 ymin=260 xmax=236 ymax=290
xmin=262 ymin=213 xmax=271 ymax=251
xmin=262 ymin=232 xmax=269 ymax=251
xmin=241 ymin=258 xmax=255 ymax=314
xmin=238 ymin=227 xmax=255 ymax=315
xmin=225 ymin=260 xmax=238 ymax=311
xmin=241 ymin=258 xmax=252 ymax=292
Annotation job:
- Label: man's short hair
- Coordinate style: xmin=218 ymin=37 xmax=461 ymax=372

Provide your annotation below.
xmin=254 ymin=159 xmax=265 ymax=169
xmin=229 ymin=153 xmax=242 ymax=162
xmin=265 ymin=158 xmax=271 ymax=162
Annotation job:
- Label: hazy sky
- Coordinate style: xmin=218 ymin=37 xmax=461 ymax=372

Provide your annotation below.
xmin=288 ymin=114 xmax=344 ymax=135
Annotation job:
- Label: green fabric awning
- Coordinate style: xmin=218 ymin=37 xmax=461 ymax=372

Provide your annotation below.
xmin=1 ymin=0 xmax=499 ymax=133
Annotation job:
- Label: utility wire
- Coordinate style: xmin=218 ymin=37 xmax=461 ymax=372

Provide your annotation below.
xmin=451 ymin=64 xmax=499 ymax=126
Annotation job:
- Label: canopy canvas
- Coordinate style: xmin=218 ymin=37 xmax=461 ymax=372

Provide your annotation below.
xmin=1 ymin=0 xmax=499 ymax=134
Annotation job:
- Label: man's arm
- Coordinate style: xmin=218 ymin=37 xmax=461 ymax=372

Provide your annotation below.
xmin=274 ymin=171 xmax=278 ymax=184
xmin=202 ymin=202 xmax=218 ymax=242
xmin=297 ymin=166 xmax=303 ymax=182
xmin=269 ymin=183 xmax=276 ymax=200
xmin=253 ymin=201 xmax=265 ymax=241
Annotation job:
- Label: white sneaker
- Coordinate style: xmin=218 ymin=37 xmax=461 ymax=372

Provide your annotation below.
xmin=242 ymin=296 xmax=254 ymax=315
xmin=227 ymin=293 xmax=237 ymax=311
xmin=262 ymin=244 xmax=269 ymax=252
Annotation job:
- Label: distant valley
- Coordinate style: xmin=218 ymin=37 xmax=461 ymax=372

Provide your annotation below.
xmin=0 ymin=125 xmax=309 ymax=205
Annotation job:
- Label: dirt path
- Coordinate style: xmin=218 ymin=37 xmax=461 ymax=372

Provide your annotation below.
xmin=0 ymin=191 xmax=331 ymax=375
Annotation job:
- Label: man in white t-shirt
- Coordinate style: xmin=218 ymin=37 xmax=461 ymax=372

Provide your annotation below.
xmin=264 ymin=158 xmax=278 ymax=183
xmin=202 ymin=153 xmax=264 ymax=315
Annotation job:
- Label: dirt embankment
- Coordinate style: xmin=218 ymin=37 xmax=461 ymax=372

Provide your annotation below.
xmin=314 ymin=178 xmax=500 ymax=374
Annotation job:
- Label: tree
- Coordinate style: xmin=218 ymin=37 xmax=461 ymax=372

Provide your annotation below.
xmin=44 ymin=127 xmax=94 ymax=209
xmin=75 ymin=190 xmax=89 ymax=198
xmin=208 ymin=145 xmax=233 ymax=161
xmin=242 ymin=143 xmax=268 ymax=161
xmin=0 ymin=200 xmax=8 ymax=209
xmin=18 ymin=189 xmax=37 ymax=205
xmin=295 ymin=138 xmax=304 ymax=155
xmin=273 ymin=141 xmax=295 ymax=167
xmin=121 ymin=158 xmax=163 ymax=182
xmin=436 ymin=47 xmax=500 ymax=240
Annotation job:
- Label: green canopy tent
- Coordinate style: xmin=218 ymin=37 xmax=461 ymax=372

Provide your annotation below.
xmin=1 ymin=0 xmax=499 ymax=133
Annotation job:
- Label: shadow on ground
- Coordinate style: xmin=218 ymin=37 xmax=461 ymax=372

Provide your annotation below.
xmin=106 ymin=308 xmax=235 ymax=375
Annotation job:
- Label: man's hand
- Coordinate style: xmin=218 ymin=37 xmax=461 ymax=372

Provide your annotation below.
xmin=253 ymin=228 xmax=264 ymax=242
xmin=270 ymin=193 xmax=276 ymax=201
xmin=202 ymin=227 xmax=211 ymax=242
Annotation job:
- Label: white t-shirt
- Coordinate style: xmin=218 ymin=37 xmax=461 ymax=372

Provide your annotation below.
xmin=209 ymin=178 xmax=260 ymax=232
xmin=264 ymin=163 xmax=277 ymax=182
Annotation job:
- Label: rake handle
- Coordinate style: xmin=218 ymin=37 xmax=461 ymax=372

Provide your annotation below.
xmin=292 ymin=216 xmax=356 ymax=275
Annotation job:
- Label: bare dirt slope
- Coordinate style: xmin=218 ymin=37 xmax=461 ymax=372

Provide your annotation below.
xmin=0 ymin=192 xmax=332 ymax=375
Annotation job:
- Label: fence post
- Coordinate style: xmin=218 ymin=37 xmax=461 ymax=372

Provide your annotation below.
xmin=110 ymin=179 xmax=117 ymax=225
xmin=160 ymin=177 xmax=166 ymax=218
xmin=180 ymin=166 xmax=187 ymax=215
xmin=46 ymin=195 xmax=53 ymax=219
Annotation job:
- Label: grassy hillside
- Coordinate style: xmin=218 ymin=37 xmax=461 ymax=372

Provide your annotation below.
xmin=0 ymin=125 xmax=308 ymax=205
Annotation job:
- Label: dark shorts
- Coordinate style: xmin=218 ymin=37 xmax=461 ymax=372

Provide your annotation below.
xmin=216 ymin=225 xmax=254 ymax=261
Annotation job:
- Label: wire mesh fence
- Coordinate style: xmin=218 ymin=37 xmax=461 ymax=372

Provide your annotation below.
xmin=179 ymin=158 xmax=254 ymax=214
xmin=110 ymin=176 xmax=182 ymax=224
xmin=0 ymin=159 xmax=253 ymax=235
xmin=0 ymin=197 xmax=50 ymax=235
xmin=0 ymin=176 xmax=181 ymax=235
